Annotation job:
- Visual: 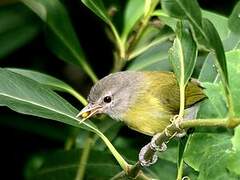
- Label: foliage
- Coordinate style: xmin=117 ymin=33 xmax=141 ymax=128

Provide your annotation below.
xmin=0 ymin=0 xmax=240 ymax=179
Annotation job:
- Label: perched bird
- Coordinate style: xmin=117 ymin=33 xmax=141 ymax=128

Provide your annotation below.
xmin=77 ymin=71 xmax=205 ymax=136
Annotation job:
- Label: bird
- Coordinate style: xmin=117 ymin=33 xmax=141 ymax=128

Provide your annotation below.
xmin=77 ymin=71 xmax=205 ymax=136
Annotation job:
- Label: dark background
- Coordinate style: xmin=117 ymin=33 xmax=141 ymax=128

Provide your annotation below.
xmin=0 ymin=0 xmax=238 ymax=179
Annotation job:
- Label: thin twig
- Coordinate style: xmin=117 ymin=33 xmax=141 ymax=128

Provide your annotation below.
xmin=111 ymin=117 xmax=240 ymax=179
xmin=75 ymin=135 xmax=93 ymax=180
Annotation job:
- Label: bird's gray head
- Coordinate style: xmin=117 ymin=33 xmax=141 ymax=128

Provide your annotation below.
xmin=77 ymin=71 xmax=143 ymax=121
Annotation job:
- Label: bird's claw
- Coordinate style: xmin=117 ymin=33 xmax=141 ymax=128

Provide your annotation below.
xmin=150 ymin=134 xmax=167 ymax=152
xmin=170 ymin=115 xmax=187 ymax=137
xmin=139 ymin=143 xmax=158 ymax=166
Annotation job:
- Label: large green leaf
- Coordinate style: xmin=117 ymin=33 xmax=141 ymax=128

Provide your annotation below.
xmin=162 ymin=0 xmax=229 ymax=85
xmin=226 ymin=50 xmax=240 ymax=116
xmin=228 ymin=1 xmax=240 ymax=35
xmin=169 ymin=22 xmax=197 ymax=85
xmin=223 ymin=32 xmax=240 ymax=51
xmin=21 ymin=0 xmax=97 ymax=82
xmin=232 ymin=126 xmax=240 ymax=151
xmin=227 ymin=126 xmax=240 ymax=176
xmin=202 ymin=18 xmax=229 ymax=85
xmin=184 ymin=50 xmax=240 ymax=179
xmin=127 ymin=41 xmax=172 ymax=71
xmin=0 ymin=68 xmax=128 ymax=170
xmin=25 ymin=149 xmax=122 ymax=180
xmin=184 ymin=132 xmax=236 ymax=179
xmin=154 ymin=9 xmax=230 ymax=40
xmin=128 ymin=25 xmax=174 ymax=60
xmin=127 ymin=25 xmax=173 ymax=70
xmin=161 ymin=0 xmax=202 ymax=25
xmin=202 ymin=10 xmax=230 ymax=40
xmin=161 ymin=0 xmax=230 ymax=106
xmin=8 ymin=68 xmax=87 ymax=105
xmin=0 ymin=3 xmax=40 ymax=59
xmin=198 ymin=53 xmax=218 ymax=83
xmin=121 ymin=0 xmax=145 ymax=42
xmin=0 ymin=68 xmax=91 ymax=130
xmin=227 ymin=151 xmax=240 ymax=177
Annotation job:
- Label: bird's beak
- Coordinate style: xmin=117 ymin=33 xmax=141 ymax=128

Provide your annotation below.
xmin=76 ymin=103 xmax=102 ymax=123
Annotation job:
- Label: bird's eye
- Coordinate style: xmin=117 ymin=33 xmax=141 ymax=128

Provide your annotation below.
xmin=103 ymin=96 xmax=112 ymax=103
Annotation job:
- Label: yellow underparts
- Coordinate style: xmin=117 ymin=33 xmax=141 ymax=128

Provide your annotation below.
xmin=122 ymin=94 xmax=172 ymax=136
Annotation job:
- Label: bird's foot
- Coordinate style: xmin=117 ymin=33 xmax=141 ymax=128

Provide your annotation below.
xmin=139 ymin=143 xmax=158 ymax=166
xmin=170 ymin=115 xmax=186 ymax=138
xmin=150 ymin=133 xmax=167 ymax=151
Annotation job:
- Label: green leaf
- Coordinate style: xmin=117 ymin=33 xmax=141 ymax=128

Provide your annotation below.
xmin=185 ymin=50 xmax=240 ymax=179
xmin=81 ymin=0 xmax=111 ymax=24
xmin=0 ymin=3 xmax=40 ymax=59
xmin=153 ymin=9 xmax=178 ymax=30
xmin=21 ymin=0 xmax=97 ymax=82
xmin=177 ymin=135 xmax=190 ymax=178
xmin=128 ymin=25 xmax=174 ymax=60
xmin=0 ymin=68 xmax=91 ymax=130
xmin=169 ymin=22 xmax=197 ymax=85
xmin=162 ymin=0 xmax=201 ymax=22
xmin=25 ymin=149 xmax=122 ymax=180
xmin=7 ymin=68 xmax=87 ymax=105
xmin=161 ymin=0 xmax=229 ymax=88
xmin=127 ymin=41 xmax=172 ymax=71
xmin=201 ymin=83 xmax=228 ymax=118
xmin=121 ymin=0 xmax=145 ymax=42
xmin=202 ymin=18 xmax=229 ymax=85
xmin=198 ymin=53 xmax=218 ymax=83
xmin=202 ymin=10 xmax=230 ymax=40
xmin=81 ymin=0 xmax=124 ymax=59
xmin=228 ymin=1 xmax=240 ymax=35
xmin=227 ymin=151 xmax=240 ymax=177
xmin=0 ymin=68 xmax=128 ymax=171
xmin=154 ymin=9 xmax=229 ymax=40
xmin=223 ymin=32 xmax=240 ymax=51
xmin=0 ymin=114 xmax=69 ymax=142
xmin=161 ymin=0 xmax=202 ymax=27
xmin=228 ymin=125 xmax=240 ymax=176
xmin=226 ymin=50 xmax=240 ymax=117
xmin=149 ymin=159 xmax=177 ymax=180
xmin=232 ymin=126 xmax=240 ymax=151
xmin=184 ymin=132 xmax=236 ymax=179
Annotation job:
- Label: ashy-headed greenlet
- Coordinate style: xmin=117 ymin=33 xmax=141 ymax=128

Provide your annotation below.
xmin=77 ymin=71 xmax=205 ymax=136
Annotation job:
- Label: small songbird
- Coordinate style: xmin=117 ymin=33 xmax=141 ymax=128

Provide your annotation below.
xmin=77 ymin=71 xmax=205 ymax=136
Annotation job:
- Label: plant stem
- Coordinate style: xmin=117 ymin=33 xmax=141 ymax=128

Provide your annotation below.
xmin=111 ymin=163 xmax=151 ymax=180
xmin=70 ymin=89 xmax=88 ymax=106
xmin=114 ymin=117 xmax=240 ymax=179
xmin=75 ymin=135 xmax=93 ymax=180
xmin=177 ymin=156 xmax=184 ymax=180
xmin=109 ymin=23 xmax=125 ymax=60
xmin=126 ymin=0 xmax=159 ymax=58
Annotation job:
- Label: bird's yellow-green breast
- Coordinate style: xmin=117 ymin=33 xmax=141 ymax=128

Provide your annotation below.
xmin=122 ymin=71 xmax=205 ymax=136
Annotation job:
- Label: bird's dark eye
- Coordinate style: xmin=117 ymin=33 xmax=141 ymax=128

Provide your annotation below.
xmin=103 ymin=96 xmax=112 ymax=103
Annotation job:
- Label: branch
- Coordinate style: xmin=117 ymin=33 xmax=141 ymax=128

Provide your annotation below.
xmin=111 ymin=117 xmax=240 ymax=179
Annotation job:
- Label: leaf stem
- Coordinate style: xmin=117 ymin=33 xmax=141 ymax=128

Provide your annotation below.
xmin=109 ymin=23 xmax=125 ymax=60
xmin=126 ymin=0 xmax=159 ymax=58
xmin=115 ymin=117 xmax=240 ymax=178
xmin=128 ymin=33 xmax=174 ymax=60
xmin=69 ymin=89 xmax=88 ymax=106
xmin=75 ymin=135 xmax=93 ymax=180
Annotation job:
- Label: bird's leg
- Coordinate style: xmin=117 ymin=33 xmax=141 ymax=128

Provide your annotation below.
xmin=150 ymin=133 xmax=168 ymax=151
xmin=174 ymin=104 xmax=200 ymax=137
xmin=139 ymin=132 xmax=168 ymax=166
xmin=171 ymin=115 xmax=185 ymax=137
xmin=139 ymin=143 xmax=158 ymax=166
xmin=139 ymin=104 xmax=200 ymax=166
